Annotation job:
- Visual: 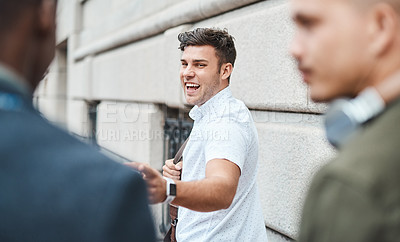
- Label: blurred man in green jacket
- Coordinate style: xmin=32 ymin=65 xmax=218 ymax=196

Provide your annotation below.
xmin=291 ymin=0 xmax=400 ymax=241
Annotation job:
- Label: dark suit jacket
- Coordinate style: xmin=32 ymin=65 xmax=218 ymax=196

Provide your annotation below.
xmin=0 ymin=77 xmax=155 ymax=242
xmin=298 ymin=98 xmax=400 ymax=242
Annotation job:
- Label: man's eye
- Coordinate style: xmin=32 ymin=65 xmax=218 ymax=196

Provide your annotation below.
xmin=181 ymin=63 xmax=188 ymax=67
xmin=303 ymin=21 xmax=314 ymax=28
xmin=299 ymin=18 xmax=317 ymax=30
xmin=197 ymin=64 xmax=206 ymax=67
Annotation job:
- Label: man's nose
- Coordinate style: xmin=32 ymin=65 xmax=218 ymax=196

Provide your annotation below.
xmin=183 ymin=65 xmax=195 ymax=78
xmin=290 ymin=33 xmax=303 ymax=61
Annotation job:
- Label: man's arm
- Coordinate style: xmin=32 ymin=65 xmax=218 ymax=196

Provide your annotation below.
xmin=173 ymin=158 xmax=240 ymax=212
xmin=127 ymin=158 xmax=240 ymax=212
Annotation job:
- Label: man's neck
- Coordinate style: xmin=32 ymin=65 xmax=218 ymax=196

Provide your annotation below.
xmin=374 ymin=70 xmax=400 ymax=105
xmin=197 ymin=85 xmax=230 ymax=107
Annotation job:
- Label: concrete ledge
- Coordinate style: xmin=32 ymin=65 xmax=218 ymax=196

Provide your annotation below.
xmin=73 ymin=0 xmax=263 ymax=60
xmin=91 ymin=35 xmax=165 ymax=102
xmin=66 ymin=99 xmax=90 ymax=137
xmin=68 ymin=56 xmax=93 ymax=99
xmin=266 ymin=228 xmax=294 ymax=242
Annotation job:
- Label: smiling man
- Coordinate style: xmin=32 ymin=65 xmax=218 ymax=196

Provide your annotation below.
xmin=291 ymin=0 xmax=400 ymax=241
xmin=128 ymin=28 xmax=267 ymax=241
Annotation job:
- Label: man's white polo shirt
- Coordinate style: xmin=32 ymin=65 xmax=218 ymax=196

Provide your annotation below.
xmin=176 ymin=87 xmax=268 ymax=241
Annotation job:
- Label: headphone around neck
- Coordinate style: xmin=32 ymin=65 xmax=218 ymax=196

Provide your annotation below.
xmin=324 ymin=87 xmax=385 ymax=148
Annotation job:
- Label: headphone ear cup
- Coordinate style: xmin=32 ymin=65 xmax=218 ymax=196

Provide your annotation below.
xmin=324 ymin=87 xmax=385 ymax=148
xmin=324 ymin=99 xmax=359 ymax=148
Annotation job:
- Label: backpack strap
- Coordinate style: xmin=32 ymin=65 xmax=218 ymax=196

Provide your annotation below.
xmin=164 ymin=138 xmax=189 ymax=242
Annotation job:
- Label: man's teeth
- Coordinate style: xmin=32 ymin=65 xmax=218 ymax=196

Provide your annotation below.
xmin=186 ymin=84 xmax=200 ymax=88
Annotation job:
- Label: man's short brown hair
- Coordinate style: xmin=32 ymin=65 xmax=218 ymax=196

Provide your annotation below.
xmin=178 ymin=28 xmax=237 ymax=68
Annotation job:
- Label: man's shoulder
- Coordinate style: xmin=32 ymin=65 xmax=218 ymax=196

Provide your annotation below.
xmin=313 ymin=101 xmax=400 ymax=209
xmin=206 ymin=98 xmax=255 ymax=139
xmin=0 ymin=109 xmax=153 ymax=241
xmin=214 ymin=95 xmax=253 ymax=124
xmin=337 ymin=97 xmax=400 ymax=179
xmin=304 ymin=121 xmax=400 ymax=242
xmin=0 ymin=107 xmax=142 ymax=187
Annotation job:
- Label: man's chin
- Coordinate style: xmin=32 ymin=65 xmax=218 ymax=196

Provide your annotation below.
xmin=310 ymin=95 xmax=328 ymax=103
xmin=309 ymin=90 xmax=336 ymax=103
xmin=184 ymin=96 xmax=197 ymax=106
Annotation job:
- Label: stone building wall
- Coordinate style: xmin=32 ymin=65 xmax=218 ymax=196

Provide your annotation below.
xmin=35 ymin=0 xmax=336 ymax=241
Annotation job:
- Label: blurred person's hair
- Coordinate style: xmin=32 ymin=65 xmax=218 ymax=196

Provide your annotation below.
xmin=0 ymin=0 xmax=46 ymax=31
xmin=178 ymin=28 xmax=237 ymax=68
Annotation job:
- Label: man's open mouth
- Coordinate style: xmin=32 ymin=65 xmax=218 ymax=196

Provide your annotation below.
xmin=186 ymin=83 xmax=200 ymax=91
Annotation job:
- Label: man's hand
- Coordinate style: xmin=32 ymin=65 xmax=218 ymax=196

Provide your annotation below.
xmin=125 ymin=162 xmax=167 ymax=204
xmin=127 ymin=159 xmax=240 ymax=212
xmin=162 ymin=159 xmax=182 ymax=180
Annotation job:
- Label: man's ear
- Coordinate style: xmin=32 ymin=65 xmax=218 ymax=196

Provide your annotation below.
xmin=221 ymin=63 xmax=233 ymax=81
xmin=367 ymin=3 xmax=399 ymax=57
xmin=36 ymin=0 xmax=57 ymax=36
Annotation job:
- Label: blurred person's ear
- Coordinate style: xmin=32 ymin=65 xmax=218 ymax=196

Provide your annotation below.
xmin=367 ymin=3 xmax=399 ymax=57
xmin=36 ymin=0 xmax=57 ymax=36
xmin=26 ymin=0 xmax=57 ymax=89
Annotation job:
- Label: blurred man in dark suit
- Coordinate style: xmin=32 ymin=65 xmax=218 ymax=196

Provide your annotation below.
xmin=0 ymin=1 xmax=155 ymax=241
xmin=291 ymin=0 xmax=400 ymax=241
